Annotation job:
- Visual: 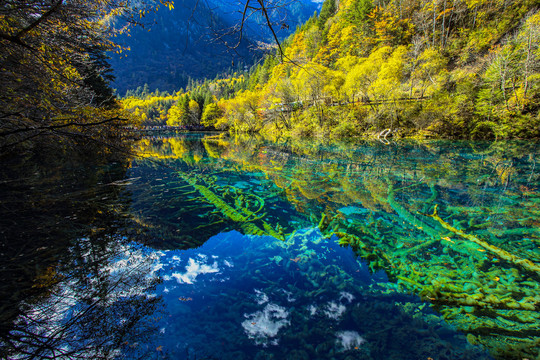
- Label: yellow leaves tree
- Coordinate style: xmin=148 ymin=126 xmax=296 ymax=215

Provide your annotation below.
xmin=188 ymin=99 xmax=200 ymax=125
xmin=290 ymin=63 xmax=344 ymax=127
xmin=406 ymin=48 xmax=448 ymax=98
xmin=0 ymin=0 xmax=174 ymax=150
xmin=284 ymin=31 xmax=308 ymax=61
xmin=368 ymin=6 xmax=414 ymax=46
xmin=222 ymin=89 xmax=263 ymax=133
xmin=166 ymin=105 xmax=185 ymax=126
xmin=370 ymin=46 xmax=408 ymax=100
xmin=314 ymin=22 xmax=344 ymax=65
xmin=342 ymin=46 xmax=393 ymax=102
xmin=201 ymin=103 xmax=223 ymax=128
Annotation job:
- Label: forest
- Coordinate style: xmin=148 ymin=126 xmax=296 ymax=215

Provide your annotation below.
xmin=123 ymin=0 xmax=540 ymax=140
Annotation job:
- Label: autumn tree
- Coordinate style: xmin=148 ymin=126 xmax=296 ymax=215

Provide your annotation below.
xmin=201 ymin=103 xmax=223 ymax=128
xmin=0 ymin=0 xmax=172 ymax=152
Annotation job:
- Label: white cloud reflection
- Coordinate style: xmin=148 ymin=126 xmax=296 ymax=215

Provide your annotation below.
xmin=336 ymin=330 xmax=366 ymax=351
xmin=242 ymin=303 xmax=290 ymax=346
xmin=340 ymin=291 xmax=355 ymax=303
xmin=324 ymin=301 xmax=346 ymax=320
xmin=171 ymin=257 xmax=220 ymax=284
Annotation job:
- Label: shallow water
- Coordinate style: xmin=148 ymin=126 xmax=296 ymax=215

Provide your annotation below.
xmin=1 ymin=133 xmax=539 ymax=359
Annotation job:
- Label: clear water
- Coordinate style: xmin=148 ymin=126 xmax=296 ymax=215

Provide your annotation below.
xmin=150 ymin=229 xmax=490 ymax=360
xmin=1 ymin=133 xmax=539 ymax=359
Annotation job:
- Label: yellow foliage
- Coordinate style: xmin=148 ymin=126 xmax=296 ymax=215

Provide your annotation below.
xmin=166 ymin=105 xmax=185 ymax=126
xmin=335 ymin=55 xmax=361 ymax=72
xmin=342 ymin=46 xmax=392 ymax=98
xmin=188 ymin=99 xmax=199 ymax=112
xmin=369 ymin=45 xmax=407 ymax=99
xmin=285 ymin=31 xmax=307 ymax=60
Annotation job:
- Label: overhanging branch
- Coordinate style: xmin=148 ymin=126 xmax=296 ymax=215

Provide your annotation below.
xmin=0 ymin=117 xmax=128 ymax=137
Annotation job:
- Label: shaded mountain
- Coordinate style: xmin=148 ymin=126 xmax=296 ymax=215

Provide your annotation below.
xmin=205 ymin=0 xmax=323 ymax=42
xmin=110 ymin=0 xmax=321 ymax=94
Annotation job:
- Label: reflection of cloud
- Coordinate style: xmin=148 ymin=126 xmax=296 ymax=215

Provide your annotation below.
xmin=255 ymin=289 xmax=269 ymax=305
xmin=8 ymin=241 xmax=160 ymax=358
xmin=242 ymin=303 xmax=290 ymax=345
xmin=171 ymin=258 xmax=219 ymax=284
xmin=324 ymin=301 xmax=346 ymax=320
xmin=336 ymin=331 xmax=366 ymax=351
xmin=308 ymin=305 xmax=317 ymax=316
xmin=281 ymin=289 xmax=296 ymax=302
xmin=224 ymin=259 xmax=233 ymax=267
xmin=340 ymin=291 xmax=355 ymax=303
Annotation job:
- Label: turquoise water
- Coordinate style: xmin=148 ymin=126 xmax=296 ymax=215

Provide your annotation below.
xmin=1 ymin=133 xmax=538 ymax=359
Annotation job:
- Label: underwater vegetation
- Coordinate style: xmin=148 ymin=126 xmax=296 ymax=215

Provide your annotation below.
xmin=131 ymin=133 xmax=539 ymax=360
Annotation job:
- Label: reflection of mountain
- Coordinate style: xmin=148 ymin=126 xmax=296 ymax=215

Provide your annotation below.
xmin=110 ymin=0 xmax=321 ymax=94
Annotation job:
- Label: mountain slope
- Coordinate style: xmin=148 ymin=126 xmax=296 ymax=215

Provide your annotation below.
xmin=110 ymin=0 xmax=321 ymax=94
xmin=215 ymin=0 xmax=540 ymax=139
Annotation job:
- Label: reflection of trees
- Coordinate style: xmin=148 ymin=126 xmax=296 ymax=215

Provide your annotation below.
xmin=130 ymin=134 xmax=294 ymax=249
xmin=135 ymin=136 xmax=540 ymax=244
xmin=3 ymin=241 xmax=161 ymax=359
xmin=136 ymin=134 xmax=540 ymax=359
xmin=0 ymin=144 xmax=162 ymax=359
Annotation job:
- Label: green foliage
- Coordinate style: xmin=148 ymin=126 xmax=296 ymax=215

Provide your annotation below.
xmin=345 ymin=0 xmax=373 ymax=26
xmin=201 ymin=103 xmax=223 ymax=128
xmin=318 ymin=0 xmax=337 ymax=27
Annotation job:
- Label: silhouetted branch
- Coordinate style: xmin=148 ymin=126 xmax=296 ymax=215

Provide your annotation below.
xmin=0 ymin=117 xmax=128 ymax=137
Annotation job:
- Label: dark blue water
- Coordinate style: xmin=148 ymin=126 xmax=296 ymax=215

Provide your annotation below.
xmin=138 ymin=229 xmax=490 ymax=360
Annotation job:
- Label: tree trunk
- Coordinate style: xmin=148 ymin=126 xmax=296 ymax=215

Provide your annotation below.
xmin=440 ymin=0 xmax=447 ymax=48
xmin=432 ymin=0 xmax=437 ymax=47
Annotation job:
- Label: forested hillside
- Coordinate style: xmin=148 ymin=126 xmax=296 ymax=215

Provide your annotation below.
xmin=124 ymin=0 xmax=540 ymax=139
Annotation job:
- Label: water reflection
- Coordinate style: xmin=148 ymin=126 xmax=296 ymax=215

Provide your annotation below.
xmin=130 ymin=133 xmax=539 ymax=359
xmin=1 ymin=134 xmax=537 ymax=359
xmin=4 ymin=240 xmax=162 ymax=359
xmin=153 ymin=229 xmax=491 ymax=360
xmin=0 ymin=146 xmax=163 ymax=359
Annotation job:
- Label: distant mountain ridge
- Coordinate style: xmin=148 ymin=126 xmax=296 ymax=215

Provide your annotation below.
xmin=110 ymin=0 xmax=321 ymax=94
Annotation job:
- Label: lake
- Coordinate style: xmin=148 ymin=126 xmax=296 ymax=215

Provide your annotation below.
xmin=1 ymin=133 xmax=538 ymax=359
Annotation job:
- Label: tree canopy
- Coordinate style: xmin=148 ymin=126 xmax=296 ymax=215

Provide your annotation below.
xmin=0 ymin=0 xmax=172 ymax=152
